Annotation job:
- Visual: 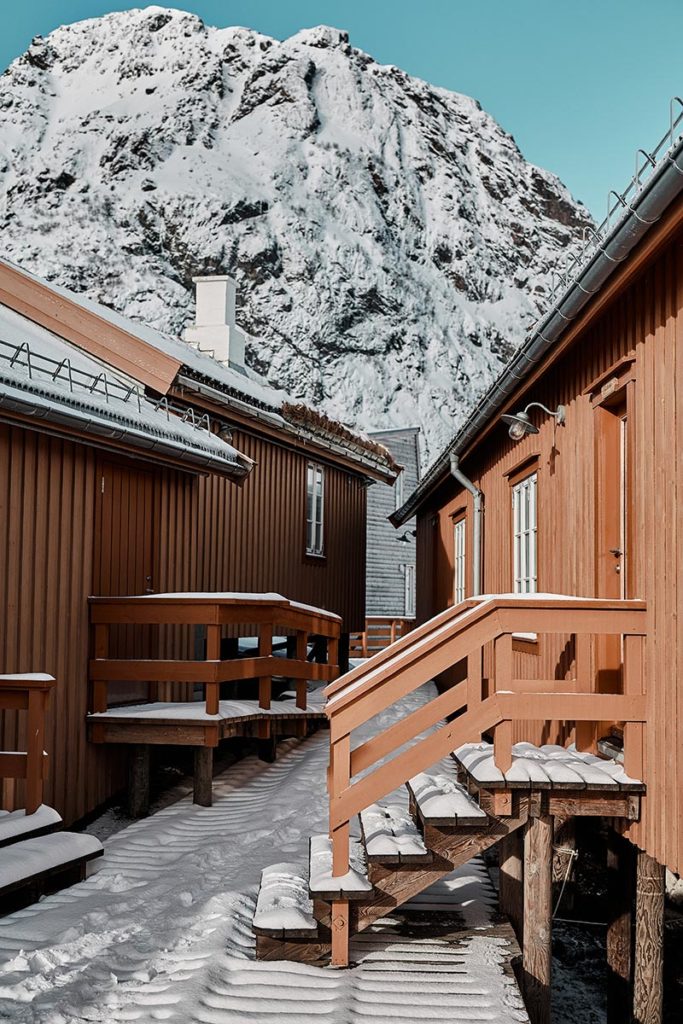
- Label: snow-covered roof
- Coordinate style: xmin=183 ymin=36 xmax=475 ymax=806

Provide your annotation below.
xmin=1 ymin=258 xmax=397 ymax=480
xmin=0 ymin=303 xmax=252 ymax=478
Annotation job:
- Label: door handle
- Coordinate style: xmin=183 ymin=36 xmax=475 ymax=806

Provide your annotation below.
xmin=609 ymin=548 xmax=623 ymax=557
xmin=145 ymin=574 xmax=154 ymax=594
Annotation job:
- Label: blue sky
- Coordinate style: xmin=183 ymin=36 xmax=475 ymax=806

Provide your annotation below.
xmin=1 ymin=1 xmax=681 ymax=217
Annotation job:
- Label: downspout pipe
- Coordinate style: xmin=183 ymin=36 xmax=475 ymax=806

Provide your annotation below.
xmin=450 ymin=454 xmax=483 ymax=596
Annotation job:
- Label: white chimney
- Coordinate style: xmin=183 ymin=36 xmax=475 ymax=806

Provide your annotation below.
xmin=183 ymin=275 xmax=245 ymax=370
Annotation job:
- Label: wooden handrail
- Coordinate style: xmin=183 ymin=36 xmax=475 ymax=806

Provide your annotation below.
xmin=89 ymin=593 xmax=341 ymax=715
xmin=325 ymin=596 xmax=648 ymax=877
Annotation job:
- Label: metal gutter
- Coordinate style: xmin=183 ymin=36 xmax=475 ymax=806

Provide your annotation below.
xmin=392 ymin=126 xmax=683 ymax=527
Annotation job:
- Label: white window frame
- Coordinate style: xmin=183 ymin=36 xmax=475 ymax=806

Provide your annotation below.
xmin=306 ymin=462 xmax=325 ymax=556
xmin=403 ymin=563 xmax=416 ymax=618
xmin=394 ymin=470 xmax=404 ymax=512
xmin=453 ymin=516 xmax=467 ymax=604
xmin=512 ymin=472 xmax=537 ymax=593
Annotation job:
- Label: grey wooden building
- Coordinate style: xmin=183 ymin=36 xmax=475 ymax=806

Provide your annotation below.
xmin=366 ymin=427 xmax=421 ymax=619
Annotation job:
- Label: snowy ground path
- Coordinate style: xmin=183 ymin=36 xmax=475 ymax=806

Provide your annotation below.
xmin=0 ymin=684 xmax=527 ymax=1023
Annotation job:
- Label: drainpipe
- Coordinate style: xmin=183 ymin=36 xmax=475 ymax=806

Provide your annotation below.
xmin=449 ymin=454 xmax=483 ymax=596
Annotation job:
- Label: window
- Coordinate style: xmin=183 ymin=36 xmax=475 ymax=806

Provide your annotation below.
xmin=404 ymin=563 xmax=416 ymax=617
xmin=394 ymin=470 xmax=404 ymax=511
xmin=454 ymin=517 xmax=466 ymax=604
xmin=512 ymin=472 xmax=537 ymax=593
xmin=306 ymin=462 xmax=325 ymax=556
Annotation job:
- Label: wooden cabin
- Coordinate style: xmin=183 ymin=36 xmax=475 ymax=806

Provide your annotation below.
xmin=0 ymin=259 xmax=397 ymax=826
xmin=250 ymin=119 xmax=683 ymax=1024
xmin=388 ymin=122 xmax=683 ymax=1021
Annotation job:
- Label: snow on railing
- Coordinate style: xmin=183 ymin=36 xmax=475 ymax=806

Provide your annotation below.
xmin=0 ymin=334 xmax=215 ymax=438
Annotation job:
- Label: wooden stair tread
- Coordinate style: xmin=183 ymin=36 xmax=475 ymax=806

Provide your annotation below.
xmin=359 ymin=802 xmax=432 ymax=864
xmin=0 ymin=832 xmax=103 ymax=895
xmin=0 ymin=805 xmax=62 ymax=848
xmin=253 ymin=862 xmax=318 ymax=938
xmin=407 ymin=766 xmax=488 ymax=826
xmin=454 ymin=741 xmax=645 ymax=792
xmin=309 ymin=835 xmax=373 ymax=900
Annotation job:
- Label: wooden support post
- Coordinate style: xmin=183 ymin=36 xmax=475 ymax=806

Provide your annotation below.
xmin=330 ymin=899 xmax=350 ymax=967
xmin=296 ymin=631 xmax=308 ymax=710
xmin=205 ymin=625 xmax=221 ymax=715
xmin=606 ymin=830 xmax=634 ymax=1024
xmin=493 ymin=633 xmax=513 ymax=772
xmin=523 ymin=814 xmax=553 ymax=1024
xmin=575 ymin=633 xmax=595 ymax=752
xmin=623 ymin=633 xmax=645 ymax=781
xmin=467 ymin=647 xmax=483 ymax=712
xmin=128 ymin=745 xmax=150 ymax=818
xmin=499 ymin=828 xmax=524 ymax=944
xmin=93 ymin=624 xmax=109 ymax=713
xmin=633 ymin=850 xmax=665 ymax=1024
xmin=328 ymin=634 xmax=340 ymax=678
xmin=258 ymin=734 xmax=277 ymax=763
xmin=329 ymin=734 xmax=350 ymax=876
xmin=25 ymin=689 xmax=46 ymax=815
xmin=193 ymin=746 xmax=213 ymax=807
xmin=259 ymin=623 xmax=272 ymax=710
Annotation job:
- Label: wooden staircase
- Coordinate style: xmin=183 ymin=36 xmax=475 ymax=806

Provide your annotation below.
xmin=252 ymin=595 xmax=649 ymax=1022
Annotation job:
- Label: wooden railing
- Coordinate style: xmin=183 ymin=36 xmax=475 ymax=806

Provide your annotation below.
xmin=324 ymin=596 xmax=648 ymax=877
xmin=349 ymin=617 xmax=416 ymax=657
xmin=0 ymin=673 xmax=56 ymax=813
xmin=89 ymin=593 xmax=341 ymax=714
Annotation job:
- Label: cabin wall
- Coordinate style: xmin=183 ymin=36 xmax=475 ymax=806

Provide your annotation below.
xmin=417 ymin=228 xmax=683 ymax=875
xmin=197 ymin=429 xmax=367 ymax=631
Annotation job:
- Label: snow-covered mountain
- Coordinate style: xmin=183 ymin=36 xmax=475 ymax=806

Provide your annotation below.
xmin=0 ymin=7 xmax=591 ymax=462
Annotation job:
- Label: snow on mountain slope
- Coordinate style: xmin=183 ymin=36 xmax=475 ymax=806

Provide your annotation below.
xmin=0 ymin=7 xmax=592 ymax=462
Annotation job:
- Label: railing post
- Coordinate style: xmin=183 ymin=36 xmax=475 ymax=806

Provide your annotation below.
xmin=390 ymin=619 xmax=397 ymax=645
xmin=467 ymin=647 xmax=483 ymax=711
xmin=362 ymin=629 xmax=368 ymax=659
xmin=258 ymin=622 xmax=272 ymax=711
xmin=205 ymin=624 xmax=221 ymax=715
xmin=93 ymin=623 xmax=109 ymax=713
xmin=493 ymin=633 xmax=513 ymax=772
xmin=329 ymin=734 xmax=350 ymax=876
xmin=574 ymin=633 xmax=596 ymax=752
xmin=25 ymin=688 xmax=46 ymax=814
xmin=295 ymin=630 xmax=308 ymax=710
xmin=623 ymin=633 xmax=644 ymax=781
xmin=328 ymin=633 xmax=340 ymax=681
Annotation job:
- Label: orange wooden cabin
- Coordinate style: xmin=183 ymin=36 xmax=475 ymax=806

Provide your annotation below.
xmin=387 ymin=111 xmax=683 ymax=1022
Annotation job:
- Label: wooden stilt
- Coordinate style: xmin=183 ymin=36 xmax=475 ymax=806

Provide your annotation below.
xmin=606 ymin=830 xmax=634 ymax=1024
xmin=633 ymin=850 xmax=665 ymax=1024
xmin=128 ymin=744 xmax=150 ymax=818
xmin=258 ymin=735 xmax=277 ymax=763
xmin=523 ymin=814 xmax=553 ymax=1024
xmin=499 ymin=828 xmax=524 ymax=944
xmin=193 ymin=746 xmax=213 ymax=807
xmin=330 ymin=899 xmax=350 ymax=967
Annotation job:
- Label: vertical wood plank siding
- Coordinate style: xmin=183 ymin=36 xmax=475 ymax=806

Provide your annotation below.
xmin=417 ymin=229 xmax=683 ymax=876
xmin=0 ymin=422 xmax=366 ymax=824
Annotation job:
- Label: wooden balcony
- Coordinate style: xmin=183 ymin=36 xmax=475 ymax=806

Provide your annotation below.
xmin=86 ymin=592 xmax=342 ymax=810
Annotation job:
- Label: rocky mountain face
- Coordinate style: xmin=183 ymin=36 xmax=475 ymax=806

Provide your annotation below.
xmin=0 ymin=7 xmax=592 ymax=463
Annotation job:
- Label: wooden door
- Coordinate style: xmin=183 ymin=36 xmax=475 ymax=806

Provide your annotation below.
xmin=94 ymin=461 xmax=156 ymax=704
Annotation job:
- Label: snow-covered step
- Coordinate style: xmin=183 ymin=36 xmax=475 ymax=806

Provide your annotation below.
xmin=252 ymin=862 xmax=318 ymax=939
xmin=408 ymin=766 xmax=488 ymax=827
xmin=454 ymin=741 xmax=645 ymax=792
xmin=0 ymin=832 xmax=103 ymax=897
xmin=308 ymin=835 xmax=373 ymax=901
xmin=359 ymin=802 xmax=431 ymax=864
xmin=0 ymin=805 xmax=62 ymax=848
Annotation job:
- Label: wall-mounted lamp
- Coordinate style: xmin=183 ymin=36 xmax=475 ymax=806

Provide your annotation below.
xmin=398 ymin=529 xmax=417 ymax=543
xmin=501 ymin=402 xmax=566 ymax=441
xmin=217 ymin=423 xmax=233 ymax=443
